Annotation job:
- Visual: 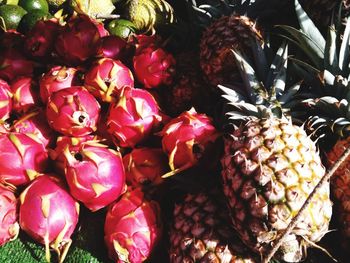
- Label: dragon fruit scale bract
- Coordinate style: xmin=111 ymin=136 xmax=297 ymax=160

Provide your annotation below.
xmin=24 ymin=19 xmax=60 ymax=60
xmin=19 ymin=175 xmax=79 ymax=262
xmin=104 ymin=188 xmax=162 ymax=263
xmin=55 ymin=15 xmax=101 ymax=66
xmin=12 ymin=110 xmax=56 ymax=148
xmin=39 ymin=66 xmax=80 ymax=104
xmin=46 ymin=86 xmax=100 ymax=137
xmin=50 ymin=135 xmax=97 ymax=175
xmin=11 ymin=77 xmax=38 ymax=113
xmin=0 ymin=133 xmax=48 ymax=186
xmin=123 ymin=148 xmax=169 ymax=188
xmin=0 ymin=79 xmax=12 ymax=121
xmin=63 ymin=142 xmax=126 ymax=211
xmin=107 ymin=87 xmax=162 ymax=148
xmin=84 ymin=58 xmax=134 ymax=102
xmin=159 ymin=108 xmax=219 ymax=173
xmin=0 ymin=185 xmax=19 ymax=246
xmin=133 ymin=47 xmax=176 ymax=89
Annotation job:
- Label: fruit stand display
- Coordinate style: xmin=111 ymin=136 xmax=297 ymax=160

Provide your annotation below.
xmin=1 ymin=0 xmax=350 ymax=262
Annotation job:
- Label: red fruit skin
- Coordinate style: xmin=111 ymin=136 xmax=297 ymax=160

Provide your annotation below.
xmin=133 ymin=34 xmax=162 ymax=55
xmin=0 ymin=48 xmax=34 ymax=82
xmin=50 ymin=135 xmax=97 ymax=175
xmin=107 ymin=87 xmax=162 ymax=148
xmin=46 ymin=86 xmax=101 ymax=137
xmin=11 ymin=77 xmax=38 ymax=113
xmin=123 ymin=148 xmax=169 ymax=188
xmin=84 ymin=58 xmax=134 ymax=102
xmin=0 ymin=133 xmax=48 ymax=186
xmin=0 ymin=79 xmax=12 ymax=121
xmin=19 ymin=175 xmax=79 ymax=253
xmin=64 ymin=144 xmax=126 ymax=211
xmin=0 ymin=30 xmax=24 ymax=51
xmin=55 ymin=15 xmax=101 ymax=66
xmin=104 ymin=188 xmax=162 ymax=263
xmin=98 ymin=36 xmax=131 ymax=61
xmin=0 ymin=185 xmax=19 ymax=246
xmin=159 ymin=108 xmax=219 ymax=171
xmin=39 ymin=66 xmax=80 ymax=104
xmin=24 ymin=19 xmax=60 ymax=60
xmin=12 ymin=110 xmax=57 ymax=148
xmin=133 ymin=47 xmax=176 ymax=88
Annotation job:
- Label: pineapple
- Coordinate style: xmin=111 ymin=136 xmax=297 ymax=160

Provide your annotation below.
xmin=220 ymin=41 xmax=332 ymax=262
xmin=199 ymin=15 xmax=263 ymax=88
xmin=163 ymin=51 xmax=205 ymax=116
xmin=300 ymin=0 xmax=350 ymax=28
xmin=169 ymin=190 xmax=255 ymax=263
xmin=282 ymin=0 xmax=350 ymax=242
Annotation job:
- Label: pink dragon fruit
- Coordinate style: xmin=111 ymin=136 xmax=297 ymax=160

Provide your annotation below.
xmin=19 ymin=175 xmax=79 ymax=262
xmin=133 ymin=46 xmax=176 ymax=88
xmin=11 ymin=77 xmax=38 ymax=113
xmin=0 ymin=78 xmax=12 ymax=121
xmin=63 ymin=142 xmax=126 ymax=211
xmin=84 ymin=58 xmax=134 ymax=102
xmin=0 ymin=185 xmax=19 ymax=246
xmin=133 ymin=34 xmax=162 ymax=55
xmin=46 ymin=86 xmax=101 ymax=136
xmin=39 ymin=66 xmax=80 ymax=104
xmin=98 ymin=35 xmax=131 ymax=62
xmin=0 ymin=133 xmax=48 ymax=186
xmin=159 ymin=108 xmax=219 ymax=173
xmin=0 ymin=48 xmax=34 ymax=82
xmin=55 ymin=15 xmax=101 ymax=65
xmin=123 ymin=148 xmax=169 ymax=188
xmin=0 ymin=30 xmax=24 ymax=51
xmin=107 ymin=87 xmax=162 ymax=148
xmin=24 ymin=19 xmax=60 ymax=60
xmin=49 ymin=135 xmax=97 ymax=175
xmin=12 ymin=110 xmax=56 ymax=148
xmin=104 ymin=188 xmax=162 ymax=263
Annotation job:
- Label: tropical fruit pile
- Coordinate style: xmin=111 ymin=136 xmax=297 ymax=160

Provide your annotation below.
xmin=1 ymin=0 xmax=350 ymax=262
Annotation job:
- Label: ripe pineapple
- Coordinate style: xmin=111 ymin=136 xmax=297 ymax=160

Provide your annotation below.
xmin=220 ymin=42 xmax=332 ymax=262
xmin=169 ymin=190 xmax=255 ymax=263
xmin=284 ymin=1 xmax=350 ymax=242
xmin=199 ymin=15 xmax=263 ymax=88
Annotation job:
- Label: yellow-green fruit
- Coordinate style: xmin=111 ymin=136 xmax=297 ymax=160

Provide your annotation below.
xmin=18 ymin=0 xmax=49 ymax=13
xmin=125 ymin=0 xmax=175 ymax=33
xmin=18 ymin=10 xmax=51 ymax=33
xmin=0 ymin=4 xmax=27 ymax=30
xmin=47 ymin=0 xmax=65 ymax=8
xmin=70 ymin=0 xmax=115 ymax=18
xmin=107 ymin=19 xmax=136 ymax=39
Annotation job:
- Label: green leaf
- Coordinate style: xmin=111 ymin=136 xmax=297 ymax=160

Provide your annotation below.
xmin=339 ymin=18 xmax=350 ymax=72
xmin=324 ymin=25 xmax=338 ymax=75
xmin=294 ymin=0 xmax=325 ymax=59
xmin=278 ymin=25 xmax=324 ymax=67
xmin=0 ymin=208 xmax=110 ymax=263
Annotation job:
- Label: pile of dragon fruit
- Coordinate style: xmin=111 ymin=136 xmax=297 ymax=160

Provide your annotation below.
xmin=0 ymin=13 xmax=219 ymax=262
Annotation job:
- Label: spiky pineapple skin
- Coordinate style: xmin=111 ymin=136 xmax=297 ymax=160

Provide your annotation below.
xmin=327 ymin=138 xmax=350 ymax=238
xmin=200 ymin=15 xmax=263 ymax=88
xmin=169 ymin=191 xmax=255 ymax=263
xmin=221 ymin=117 xmax=332 ymax=262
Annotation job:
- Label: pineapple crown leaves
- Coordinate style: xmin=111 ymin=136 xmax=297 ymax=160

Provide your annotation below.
xmin=185 ymin=0 xmax=253 ymax=29
xmin=220 ymin=40 xmax=302 ymax=122
xmin=278 ymin=0 xmax=350 ymax=137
